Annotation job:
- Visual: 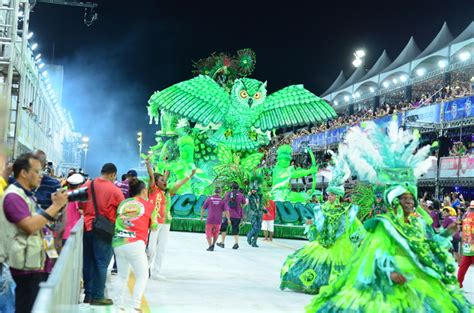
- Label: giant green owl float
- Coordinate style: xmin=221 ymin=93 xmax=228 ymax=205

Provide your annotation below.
xmin=147 ymin=49 xmax=336 ymax=196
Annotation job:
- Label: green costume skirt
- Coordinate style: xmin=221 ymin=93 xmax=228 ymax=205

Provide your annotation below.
xmin=306 ymin=223 xmax=474 ymax=313
xmin=280 ymin=233 xmax=355 ymax=294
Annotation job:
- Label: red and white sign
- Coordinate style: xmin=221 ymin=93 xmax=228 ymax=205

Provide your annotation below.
xmin=439 ymin=156 xmax=474 ymax=178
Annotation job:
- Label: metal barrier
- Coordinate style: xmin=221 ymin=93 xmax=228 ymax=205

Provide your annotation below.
xmin=32 ymin=217 xmax=84 ymax=313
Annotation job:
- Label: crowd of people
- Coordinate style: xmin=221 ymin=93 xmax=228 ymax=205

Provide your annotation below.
xmin=0 ymin=148 xmax=280 ymax=312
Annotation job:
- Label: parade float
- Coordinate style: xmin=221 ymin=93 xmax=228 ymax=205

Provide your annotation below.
xmin=146 ymin=49 xmax=336 ymax=238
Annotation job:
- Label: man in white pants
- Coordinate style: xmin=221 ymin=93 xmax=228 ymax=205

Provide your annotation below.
xmin=262 ymin=199 xmax=276 ymax=241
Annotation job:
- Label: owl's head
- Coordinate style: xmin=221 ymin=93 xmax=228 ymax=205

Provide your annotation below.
xmin=231 ymin=78 xmax=267 ymax=108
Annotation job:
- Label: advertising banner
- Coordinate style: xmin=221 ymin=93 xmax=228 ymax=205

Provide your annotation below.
xmin=443 ymin=96 xmax=474 ymax=122
xmin=406 ymin=103 xmax=440 ymax=123
xmin=439 ymin=156 xmax=474 ymax=178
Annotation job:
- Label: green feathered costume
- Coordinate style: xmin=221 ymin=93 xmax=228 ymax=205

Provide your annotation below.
xmin=306 ymin=120 xmax=473 ymax=313
xmin=280 ymin=152 xmax=364 ymax=294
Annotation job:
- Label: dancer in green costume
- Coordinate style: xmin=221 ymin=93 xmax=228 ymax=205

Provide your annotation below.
xmin=307 ymin=121 xmax=473 ymax=313
xmin=280 ymin=152 xmax=364 ymax=294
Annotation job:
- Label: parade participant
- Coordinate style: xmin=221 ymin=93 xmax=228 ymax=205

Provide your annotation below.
xmin=262 ymin=199 xmax=276 ymax=241
xmin=458 ymin=200 xmax=474 ymax=288
xmin=113 ymin=178 xmax=157 ymax=312
xmin=201 ymin=187 xmax=230 ymax=251
xmin=246 ymin=182 xmax=266 ymax=248
xmin=146 ymin=159 xmax=196 ymax=280
xmin=307 ymin=121 xmax=472 ymax=313
xmin=280 ymin=152 xmax=362 ymax=294
xmin=216 ymin=182 xmax=247 ymax=249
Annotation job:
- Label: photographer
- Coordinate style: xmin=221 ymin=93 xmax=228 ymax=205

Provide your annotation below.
xmin=61 ymin=173 xmax=85 ymax=245
xmin=0 ymin=153 xmax=68 ymax=313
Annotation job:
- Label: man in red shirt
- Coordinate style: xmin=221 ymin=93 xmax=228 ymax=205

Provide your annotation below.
xmin=80 ymin=163 xmax=124 ymax=305
xmin=262 ymin=200 xmax=276 ymax=241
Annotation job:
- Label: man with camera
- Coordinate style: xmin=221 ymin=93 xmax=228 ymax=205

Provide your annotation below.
xmin=32 ymin=150 xmax=62 ymax=211
xmin=80 ymin=163 xmax=124 ymax=305
xmin=0 ymin=153 xmax=68 ymax=313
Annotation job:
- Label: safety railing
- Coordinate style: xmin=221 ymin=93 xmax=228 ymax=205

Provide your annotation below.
xmin=32 ymin=217 xmax=84 ymax=313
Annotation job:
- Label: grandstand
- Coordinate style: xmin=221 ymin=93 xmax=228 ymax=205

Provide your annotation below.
xmin=280 ymin=21 xmax=474 ymax=199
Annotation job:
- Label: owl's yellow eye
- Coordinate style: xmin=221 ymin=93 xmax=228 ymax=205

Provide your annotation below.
xmin=254 ymin=92 xmax=261 ymax=100
xmin=240 ymin=90 xmax=248 ymax=98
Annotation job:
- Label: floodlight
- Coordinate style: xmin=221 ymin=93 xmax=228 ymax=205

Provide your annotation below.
xmin=400 ymin=75 xmax=407 ymax=82
xmin=369 ymin=87 xmax=375 ymax=93
xmin=31 ymin=43 xmax=38 ymax=51
xmin=459 ymin=51 xmax=471 ymax=61
xmin=355 ymin=92 xmax=360 ymax=98
xmin=334 ymin=101 xmax=338 ymax=106
xmin=27 ymin=32 xmax=33 ymax=40
xmin=392 ymin=79 xmax=398 ymax=84
xmin=39 ymin=63 xmax=45 ymax=69
xmin=416 ymin=68 xmax=425 ymax=77
xmin=344 ymin=95 xmax=350 ymax=102
xmin=42 ymin=71 xmax=48 ymax=77
xmin=438 ymin=60 xmax=447 ymax=68
xmin=352 ymin=58 xmax=362 ymax=67
xmin=383 ymin=81 xmax=389 ymax=88
xmin=35 ymin=54 xmax=42 ymax=60
xmin=355 ymin=50 xmax=366 ymax=58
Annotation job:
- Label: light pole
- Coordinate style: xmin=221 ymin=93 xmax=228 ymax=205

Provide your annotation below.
xmin=352 ymin=49 xmax=366 ymax=68
xmin=82 ymin=136 xmax=89 ymax=172
xmin=137 ymin=131 xmax=143 ymax=167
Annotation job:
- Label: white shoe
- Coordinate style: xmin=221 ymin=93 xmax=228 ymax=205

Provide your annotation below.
xmin=150 ymin=273 xmax=166 ymax=280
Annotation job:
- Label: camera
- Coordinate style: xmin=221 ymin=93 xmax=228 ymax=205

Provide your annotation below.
xmin=67 ymin=187 xmax=89 ymax=202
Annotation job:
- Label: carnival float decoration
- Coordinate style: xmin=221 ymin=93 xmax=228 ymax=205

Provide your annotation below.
xmin=145 ymin=49 xmax=336 ymax=236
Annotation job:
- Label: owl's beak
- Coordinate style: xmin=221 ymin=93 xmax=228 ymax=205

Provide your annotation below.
xmin=248 ymin=98 xmax=253 ymax=106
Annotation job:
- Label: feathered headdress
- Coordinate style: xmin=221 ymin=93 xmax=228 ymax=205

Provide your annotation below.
xmin=339 ymin=119 xmax=435 ymax=205
xmin=323 ymin=150 xmax=351 ymax=197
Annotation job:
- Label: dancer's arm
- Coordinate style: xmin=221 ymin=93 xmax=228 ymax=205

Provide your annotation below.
xmin=170 ymin=169 xmax=196 ymax=196
xmin=146 ymin=158 xmax=155 ymax=187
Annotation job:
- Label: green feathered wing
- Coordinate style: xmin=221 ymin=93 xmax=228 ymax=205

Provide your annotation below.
xmin=148 ymin=75 xmax=230 ymax=125
xmin=253 ymin=85 xmax=337 ymax=131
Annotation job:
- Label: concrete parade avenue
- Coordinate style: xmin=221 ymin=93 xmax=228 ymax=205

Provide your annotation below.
xmin=75 ymin=231 xmax=474 ymax=313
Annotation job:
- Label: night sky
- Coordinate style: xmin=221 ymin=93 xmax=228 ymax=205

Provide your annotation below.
xmin=29 ymin=0 xmax=474 ymax=176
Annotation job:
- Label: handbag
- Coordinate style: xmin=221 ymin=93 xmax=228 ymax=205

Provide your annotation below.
xmin=91 ymin=180 xmax=115 ymax=242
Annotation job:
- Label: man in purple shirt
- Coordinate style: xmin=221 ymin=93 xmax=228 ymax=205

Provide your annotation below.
xmin=201 ymin=187 xmax=230 ymax=251
xmin=1 ymin=153 xmax=67 ymax=313
xmin=216 ymin=182 xmax=247 ymax=250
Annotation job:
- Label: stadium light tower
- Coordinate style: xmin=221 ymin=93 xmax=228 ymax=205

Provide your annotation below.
xmin=352 ymin=49 xmax=366 ymax=67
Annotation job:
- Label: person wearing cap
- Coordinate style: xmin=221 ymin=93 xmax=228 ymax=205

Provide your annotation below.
xmin=246 ymin=183 xmax=266 ymax=248
xmin=61 ymin=173 xmax=85 ymax=244
xmin=458 ymin=200 xmax=474 ymax=288
xmin=201 ymin=187 xmax=230 ymax=251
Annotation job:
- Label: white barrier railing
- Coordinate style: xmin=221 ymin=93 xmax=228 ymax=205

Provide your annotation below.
xmin=32 ymin=217 xmax=84 ymax=313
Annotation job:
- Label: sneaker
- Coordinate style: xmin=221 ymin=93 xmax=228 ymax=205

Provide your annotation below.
xmin=232 ymin=243 xmax=239 ymax=250
xmin=90 ymin=298 xmax=114 ymax=306
xmin=111 ymin=268 xmax=118 ymax=275
xmin=83 ymin=296 xmax=91 ymax=304
xmin=247 ymin=236 xmax=252 ymax=246
xmin=251 ymin=243 xmax=259 ymax=248
xmin=216 ymin=242 xmax=225 ymax=248
xmin=206 ymin=245 xmax=214 ymax=251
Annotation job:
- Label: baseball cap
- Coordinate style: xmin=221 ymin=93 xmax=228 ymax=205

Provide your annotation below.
xmin=127 ymin=169 xmax=138 ymax=177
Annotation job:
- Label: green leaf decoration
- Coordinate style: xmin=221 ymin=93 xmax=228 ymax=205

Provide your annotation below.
xmin=216 ymin=144 xmax=233 ymax=164
xmin=240 ymin=153 xmax=264 ymax=171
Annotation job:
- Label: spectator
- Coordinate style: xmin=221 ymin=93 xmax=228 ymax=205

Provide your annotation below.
xmin=442 ymin=208 xmax=461 ymax=262
xmin=246 ymin=185 xmax=266 ymax=248
xmin=115 ymin=170 xmax=138 ymax=199
xmin=80 ymin=163 xmax=124 ymax=305
xmin=113 ymin=178 xmax=156 ymax=312
xmin=201 ymin=187 xmax=230 ymax=251
xmin=61 ymin=173 xmax=84 ymax=244
xmin=0 ymin=153 xmax=68 ymax=313
xmin=216 ymin=182 xmax=247 ymax=250
xmin=458 ymin=200 xmax=474 ymax=288
xmin=32 ymin=150 xmax=61 ymax=211
xmin=262 ymin=199 xmax=276 ymax=241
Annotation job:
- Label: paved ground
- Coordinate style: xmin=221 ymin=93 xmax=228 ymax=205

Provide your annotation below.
xmin=79 ymin=231 xmax=474 ymax=313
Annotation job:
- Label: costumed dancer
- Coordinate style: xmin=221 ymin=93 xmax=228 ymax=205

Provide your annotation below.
xmin=246 ymin=181 xmax=266 ymax=248
xmin=280 ymin=152 xmax=364 ymax=294
xmin=146 ymin=158 xmax=196 ymax=280
xmin=307 ymin=121 xmax=473 ymax=313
